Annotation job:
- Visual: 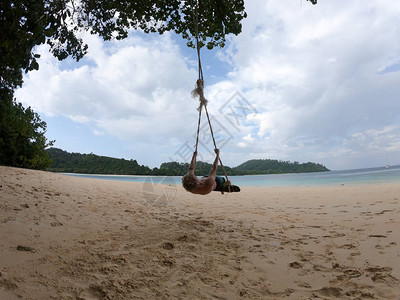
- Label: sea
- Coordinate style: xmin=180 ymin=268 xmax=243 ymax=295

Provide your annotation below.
xmin=63 ymin=165 xmax=400 ymax=188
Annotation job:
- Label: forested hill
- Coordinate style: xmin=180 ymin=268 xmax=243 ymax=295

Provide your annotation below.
xmin=234 ymin=159 xmax=329 ymax=174
xmin=46 ymin=148 xmax=153 ymax=175
xmin=46 ymin=148 xmax=329 ymax=176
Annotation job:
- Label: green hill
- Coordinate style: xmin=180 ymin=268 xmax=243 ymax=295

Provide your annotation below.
xmin=46 ymin=148 xmax=329 ymax=175
xmin=46 ymin=148 xmax=152 ymax=175
xmin=235 ymin=159 xmax=329 ymax=174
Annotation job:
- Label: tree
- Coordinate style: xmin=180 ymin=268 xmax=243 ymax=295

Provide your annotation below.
xmin=0 ymin=89 xmax=54 ymax=169
xmin=1 ymin=0 xmax=249 ymax=92
xmin=1 ymin=0 xmax=317 ymax=90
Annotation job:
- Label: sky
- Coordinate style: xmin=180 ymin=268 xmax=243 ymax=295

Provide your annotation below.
xmin=15 ymin=0 xmax=400 ymax=171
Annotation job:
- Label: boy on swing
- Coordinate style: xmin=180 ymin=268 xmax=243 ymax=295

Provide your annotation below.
xmin=182 ymin=149 xmax=240 ymax=195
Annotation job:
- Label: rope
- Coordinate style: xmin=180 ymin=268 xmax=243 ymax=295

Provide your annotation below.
xmin=190 ymin=0 xmax=231 ymax=192
xmin=204 ymin=104 xmax=231 ymax=190
xmin=194 ymin=101 xmax=202 ymax=153
xmin=192 ymin=79 xmax=208 ymax=111
xmin=191 ymin=0 xmax=203 ymax=81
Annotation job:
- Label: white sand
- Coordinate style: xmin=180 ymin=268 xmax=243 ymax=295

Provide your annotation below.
xmin=0 ymin=166 xmax=399 ymax=299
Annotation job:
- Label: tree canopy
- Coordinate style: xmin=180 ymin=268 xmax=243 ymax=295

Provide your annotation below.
xmin=0 ymin=89 xmax=54 ymax=169
xmin=1 ymin=0 xmax=318 ymax=91
xmin=1 ymin=0 xmax=250 ymax=93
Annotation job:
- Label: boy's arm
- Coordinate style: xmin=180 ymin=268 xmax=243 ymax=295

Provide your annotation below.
xmin=188 ymin=151 xmax=197 ymax=174
xmin=208 ymin=149 xmax=219 ymax=177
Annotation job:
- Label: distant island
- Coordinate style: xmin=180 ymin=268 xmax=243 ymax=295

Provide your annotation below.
xmin=46 ymin=147 xmax=330 ymax=176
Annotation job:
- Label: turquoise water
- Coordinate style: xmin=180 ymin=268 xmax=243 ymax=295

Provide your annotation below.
xmin=63 ymin=165 xmax=400 ymax=187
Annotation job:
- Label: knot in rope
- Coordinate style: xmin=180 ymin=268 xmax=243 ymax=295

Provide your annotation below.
xmin=192 ymin=79 xmax=208 ymax=111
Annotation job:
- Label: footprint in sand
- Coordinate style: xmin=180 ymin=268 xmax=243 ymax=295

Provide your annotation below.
xmin=328 ymin=231 xmax=346 ymax=238
xmin=316 ymin=287 xmax=342 ymax=298
xmin=312 ymin=264 xmax=335 ymax=272
xmin=0 ymin=277 xmax=18 ymax=292
xmin=289 ymin=261 xmax=303 ymax=269
xmin=364 ymin=266 xmax=399 ymax=284
xmin=343 ymin=268 xmax=363 ymax=278
xmin=365 ymin=266 xmax=392 ymax=273
xmin=338 ymin=243 xmax=357 ymax=249
xmin=79 ymin=285 xmax=106 ymax=300
xmin=374 ymin=245 xmax=385 ymax=255
xmin=296 ymin=281 xmax=311 ymax=289
xmin=162 ymin=242 xmax=174 ymax=250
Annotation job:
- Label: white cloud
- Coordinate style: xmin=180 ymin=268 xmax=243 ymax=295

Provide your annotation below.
xmin=243 ymin=134 xmax=255 ymax=143
xmin=16 ymin=33 xmax=200 ymax=145
xmin=212 ymin=0 xmax=400 ymax=168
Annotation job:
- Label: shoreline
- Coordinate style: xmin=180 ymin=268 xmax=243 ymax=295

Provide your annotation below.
xmin=60 ymin=167 xmax=400 ymax=188
xmin=1 ymin=166 xmax=399 ymax=299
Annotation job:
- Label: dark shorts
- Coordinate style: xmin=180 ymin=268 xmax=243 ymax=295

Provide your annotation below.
xmin=201 ymin=175 xmax=226 ymax=191
xmin=214 ymin=175 xmax=226 ymax=191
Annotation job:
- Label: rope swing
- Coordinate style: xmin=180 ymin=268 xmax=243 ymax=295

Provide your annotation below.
xmin=190 ymin=0 xmax=232 ymax=192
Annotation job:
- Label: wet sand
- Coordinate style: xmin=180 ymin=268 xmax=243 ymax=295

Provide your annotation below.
xmin=0 ymin=166 xmax=399 ymax=299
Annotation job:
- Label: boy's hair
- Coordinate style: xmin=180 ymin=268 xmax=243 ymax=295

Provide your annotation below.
xmin=182 ymin=173 xmax=197 ymax=191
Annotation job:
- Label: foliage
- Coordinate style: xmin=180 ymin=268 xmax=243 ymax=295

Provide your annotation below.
xmin=46 ymin=148 xmax=329 ymax=175
xmin=0 ymin=90 xmax=54 ymax=169
xmin=234 ymin=159 xmax=329 ymax=175
xmin=46 ymin=148 xmax=152 ymax=175
xmin=0 ymin=0 xmax=319 ymax=90
xmin=1 ymin=0 xmax=249 ymax=92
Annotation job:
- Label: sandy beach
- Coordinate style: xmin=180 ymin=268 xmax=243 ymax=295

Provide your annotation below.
xmin=0 ymin=166 xmax=399 ymax=299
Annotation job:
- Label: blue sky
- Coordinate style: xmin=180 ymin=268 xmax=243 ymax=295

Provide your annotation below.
xmin=16 ymin=0 xmax=400 ymax=170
